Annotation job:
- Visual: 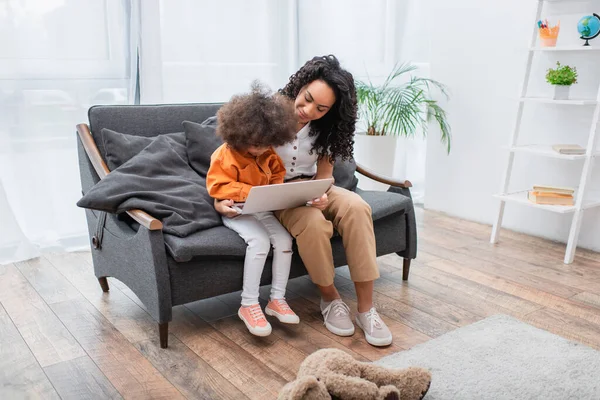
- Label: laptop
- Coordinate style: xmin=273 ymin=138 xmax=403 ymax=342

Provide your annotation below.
xmin=232 ymin=178 xmax=334 ymax=215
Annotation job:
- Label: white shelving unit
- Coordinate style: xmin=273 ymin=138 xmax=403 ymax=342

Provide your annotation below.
xmin=520 ymin=97 xmax=598 ymax=105
xmin=493 ymin=191 xmax=600 ymax=214
xmin=506 ymin=144 xmax=600 ymax=160
xmin=491 ymin=0 xmax=600 ymax=264
xmin=530 ymin=45 xmax=600 ymax=51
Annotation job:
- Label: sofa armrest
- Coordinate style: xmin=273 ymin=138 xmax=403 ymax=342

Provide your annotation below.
xmin=355 ymin=163 xmax=412 ymax=189
xmin=76 ymin=123 xmax=163 ymax=231
xmin=387 ymin=186 xmax=417 ymax=259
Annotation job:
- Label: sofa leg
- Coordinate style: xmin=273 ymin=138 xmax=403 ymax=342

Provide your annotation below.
xmin=402 ymin=259 xmax=411 ymax=281
xmin=159 ymin=323 xmax=168 ymax=348
xmin=98 ymin=277 xmax=110 ymax=292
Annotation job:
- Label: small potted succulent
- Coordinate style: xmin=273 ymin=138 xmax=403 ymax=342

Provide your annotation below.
xmin=546 ymin=62 xmax=578 ymax=100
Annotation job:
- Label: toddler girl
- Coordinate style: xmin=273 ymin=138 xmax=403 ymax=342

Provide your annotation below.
xmin=206 ymin=83 xmax=299 ymax=336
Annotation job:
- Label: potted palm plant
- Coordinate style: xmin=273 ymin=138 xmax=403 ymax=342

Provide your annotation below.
xmin=354 ymin=63 xmax=451 ymax=189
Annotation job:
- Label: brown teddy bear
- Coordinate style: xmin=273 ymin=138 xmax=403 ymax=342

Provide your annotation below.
xmin=278 ymin=348 xmax=431 ymax=400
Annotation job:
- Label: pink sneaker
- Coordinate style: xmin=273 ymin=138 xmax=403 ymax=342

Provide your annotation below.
xmin=265 ymin=299 xmax=300 ymax=324
xmin=238 ymin=304 xmax=272 ymax=336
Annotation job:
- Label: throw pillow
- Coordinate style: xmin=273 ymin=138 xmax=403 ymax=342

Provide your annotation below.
xmin=332 ymin=158 xmax=359 ymax=192
xmin=101 ymin=128 xmax=187 ymax=171
xmin=77 ymin=135 xmax=222 ymax=237
xmin=183 ymin=118 xmax=223 ymax=177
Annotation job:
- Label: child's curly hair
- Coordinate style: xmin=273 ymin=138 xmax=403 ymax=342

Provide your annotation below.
xmin=216 ymin=81 xmax=297 ymax=151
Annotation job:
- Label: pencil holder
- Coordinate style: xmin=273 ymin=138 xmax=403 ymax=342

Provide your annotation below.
xmin=538 ymin=22 xmax=560 ymax=47
xmin=540 ymin=36 xmax=558 ymax=47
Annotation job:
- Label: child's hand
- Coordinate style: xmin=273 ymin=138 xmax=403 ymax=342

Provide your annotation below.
xmin=307 ymin=193 xmax=328 ymax=210
xmin=214 ymin=199 xmax=241 ymax=218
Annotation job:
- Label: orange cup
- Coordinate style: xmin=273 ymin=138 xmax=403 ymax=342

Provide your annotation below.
xmin=540 ymin=37 xmax=557 ymax=47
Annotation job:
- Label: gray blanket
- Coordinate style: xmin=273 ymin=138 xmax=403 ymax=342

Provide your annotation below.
xmin=77 ymin=135 xmax=221 ymax=237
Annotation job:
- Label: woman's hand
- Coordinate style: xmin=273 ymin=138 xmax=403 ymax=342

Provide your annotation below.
xmin=214 ymin=198 xmax=240 ymax=218
xmin=307 ymin=193 xmax=328 ymax=210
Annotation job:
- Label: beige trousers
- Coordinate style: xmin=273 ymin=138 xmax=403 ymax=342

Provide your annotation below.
xmin=275 ymin=185 xmax=380 ymax=286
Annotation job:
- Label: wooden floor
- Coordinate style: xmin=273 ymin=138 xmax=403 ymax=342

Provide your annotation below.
xmin=2 ymin=207 xmax=600 ymax=399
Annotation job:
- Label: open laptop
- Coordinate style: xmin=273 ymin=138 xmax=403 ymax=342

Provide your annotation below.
xmin=232 ymin=178 xmax=334 ymax=215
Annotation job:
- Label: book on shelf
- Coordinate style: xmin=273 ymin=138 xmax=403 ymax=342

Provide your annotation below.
xmin=531 ymin=184 xmax=575 ymax=195
xmin=552 ymin=144 xmax=586 ymax=155
xmin=528 ymin=191 xmax=574 ymax=206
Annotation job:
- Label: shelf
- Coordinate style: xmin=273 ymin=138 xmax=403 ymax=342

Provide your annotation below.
xmin=507 ymin=144 xmax=599 ymax=160
xmin=520 ymin=97 xmax=598 ymax=105
xmin=494 ymin=190 xmax=600 ymax=214
xmin=530 ymin=46 xmax=600 ymax=52
xmin=539 ymin=0 xmax=592 ymax=2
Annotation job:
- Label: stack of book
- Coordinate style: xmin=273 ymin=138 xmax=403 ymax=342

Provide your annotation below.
xmin=552 ymin=144 xmax=586 ymax=155
xmin=528 ymin=185 xmax=575 ymax=206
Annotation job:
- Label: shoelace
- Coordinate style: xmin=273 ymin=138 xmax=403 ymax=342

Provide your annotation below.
xmin=364 ymin=308 xmax=383 ymax=333
xmin=248 ymin=305 xmax=266 ymax=323
xmin=322 ymin=300 xmax=350 ymax=324
xmin=273 ymin=299 xmax=292 ymax=313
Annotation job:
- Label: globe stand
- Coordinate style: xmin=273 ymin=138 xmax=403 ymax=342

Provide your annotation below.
xmin=580 ymin=13 xmax=600 ymax=46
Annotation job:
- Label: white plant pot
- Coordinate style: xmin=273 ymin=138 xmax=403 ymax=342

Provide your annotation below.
xmin=553 ymin=85 xmax=570 ymax=100
xmin=353 ymin=133 xmax=406 ymax=191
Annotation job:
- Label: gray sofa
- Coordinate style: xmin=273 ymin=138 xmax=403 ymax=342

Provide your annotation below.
xmin=76 ymin=103 xmax=417 ymax=348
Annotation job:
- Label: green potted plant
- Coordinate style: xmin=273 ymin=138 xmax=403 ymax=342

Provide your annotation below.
xmin=546 ymin=61 xmax=577 ymax=100
xmin=353 ymin=63 xmax=451 ymax=189
xmin=355 ymin=63 xmax=451 ymax=149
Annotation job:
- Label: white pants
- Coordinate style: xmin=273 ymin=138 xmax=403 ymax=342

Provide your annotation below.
xmin=222 ymin=212 xmax=293 ymax=306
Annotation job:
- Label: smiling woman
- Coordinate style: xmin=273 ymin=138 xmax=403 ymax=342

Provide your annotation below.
xmin=278 ymin=56 xmax=357 ymax=163
xmin=215 ymin=55 xmax=394 ymax=347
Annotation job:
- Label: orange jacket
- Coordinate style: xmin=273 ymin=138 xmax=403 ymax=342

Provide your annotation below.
xmin=206 ymin=144 xmax=286 ymax=202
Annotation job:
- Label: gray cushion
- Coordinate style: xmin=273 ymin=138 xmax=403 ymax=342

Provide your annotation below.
xmin=356 ymin=188 xmax=411 ymax=221
xmin=165 ymin=189 xmax=410 ymax=262
xmin=165 ymin=225 xmax=246 ymax=262
xmin=333 ymin=158 xmax=359 ymax=191
xmin=88 ymin=103 xmax=222 ymax=159
xmin=77 ymin=135 xmax=221 ymax=237
xmin=101 ymin=128 xmax=187 ymax=171
xmin=183 ymin=117 xmax=223 ymax=177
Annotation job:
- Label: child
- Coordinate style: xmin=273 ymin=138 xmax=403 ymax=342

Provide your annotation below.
xmin=206 ymin=82 xmax=300 ymax=336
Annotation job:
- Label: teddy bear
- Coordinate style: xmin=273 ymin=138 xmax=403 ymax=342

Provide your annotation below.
xmin=278 ymin=348 xmax=432 ymax=400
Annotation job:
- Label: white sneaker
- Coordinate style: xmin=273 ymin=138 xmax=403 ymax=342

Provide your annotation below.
xmin=320 ymin=299 xmax=355 ymax=336
xmin=356 ymin=308 xmax=393 ymax=347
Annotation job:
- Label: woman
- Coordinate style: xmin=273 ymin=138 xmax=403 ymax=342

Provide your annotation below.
xmin=214 ymin=55 xmax=392 ymax=347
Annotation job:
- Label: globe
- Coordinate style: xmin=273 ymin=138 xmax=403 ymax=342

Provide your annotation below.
xmin=577 ymin=13 xmax=600 ymax=46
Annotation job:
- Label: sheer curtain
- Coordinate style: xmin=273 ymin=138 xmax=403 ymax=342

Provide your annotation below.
xmin=139 ymin=0 xmax=298 ymax=104
xmin=140 ymin=0 xmax=431 ymax=201
xmin=1 ymin=0 xmax=430 ymax=264
xmin=0 ymin=0 xmax=136 ymax=264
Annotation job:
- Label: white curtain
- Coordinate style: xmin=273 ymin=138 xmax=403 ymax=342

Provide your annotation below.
xmin=0 ymin=0 xmax=136 ymax=264
xmin=138 ymin=0 xmax=298 ymax=104
xmin=141 ymin=0 xmax=431 ymax=201
xmin=1 ymin=0 xmax=431 ymax=264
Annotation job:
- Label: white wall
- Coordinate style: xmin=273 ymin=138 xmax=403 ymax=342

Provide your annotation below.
xmin=426 ymin=0 xmax=600 ymax=251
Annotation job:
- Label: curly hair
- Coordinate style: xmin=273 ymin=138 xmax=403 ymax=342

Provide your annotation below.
xmin=279 ymin=55 xmax=357 ymax=161
xmin=217 ymin=81 xmax=297 ymax=151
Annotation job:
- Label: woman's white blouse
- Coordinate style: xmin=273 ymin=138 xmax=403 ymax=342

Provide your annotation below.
xmin=275 ymin=123 xmax=318 ymax=181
